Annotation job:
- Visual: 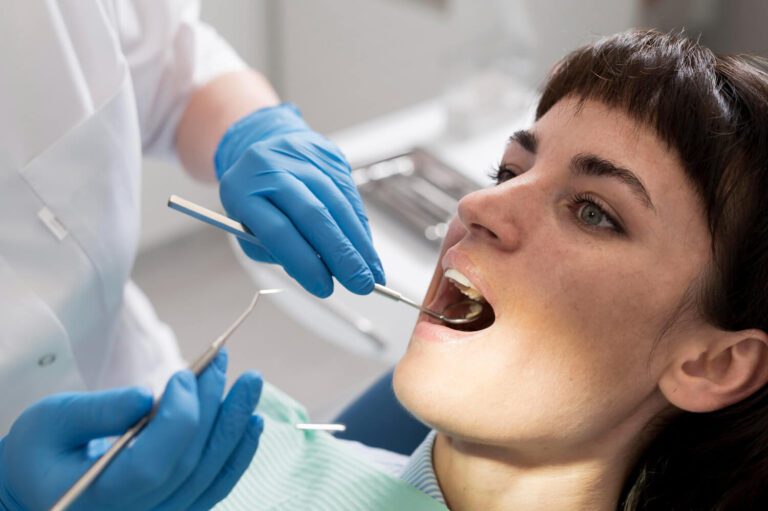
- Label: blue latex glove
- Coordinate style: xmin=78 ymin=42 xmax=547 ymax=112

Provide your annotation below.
xmin=215 ymin=103 xmax=386 ymax=298
xmin=0 ymin=350 xmax=263 ymax=511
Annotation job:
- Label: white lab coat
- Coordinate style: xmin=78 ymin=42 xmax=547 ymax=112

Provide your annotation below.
xmin=0 ymin=0 xmax=246 ymax=433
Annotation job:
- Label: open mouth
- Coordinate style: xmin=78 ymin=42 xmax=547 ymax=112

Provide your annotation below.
xmin=425 ymin=268 xmax=496 ymax=332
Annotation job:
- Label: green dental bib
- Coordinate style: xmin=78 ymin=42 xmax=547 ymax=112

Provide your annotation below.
xmin=215 ymin=383 xmax=449 ymax=511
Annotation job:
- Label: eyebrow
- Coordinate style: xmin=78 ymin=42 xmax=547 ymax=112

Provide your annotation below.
xmin=510 ymin=130 xmax=538 ymax=153
xmin=509 ymin=129 xmax=656 ymax=213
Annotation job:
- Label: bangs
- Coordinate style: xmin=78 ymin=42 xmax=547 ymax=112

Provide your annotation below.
xmin=536 ymin=29 xmax=729 ymax=195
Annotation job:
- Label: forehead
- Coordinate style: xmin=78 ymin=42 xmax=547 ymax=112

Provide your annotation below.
xmin=532 ymin=98 xmax=676 ymax=174
xmin=527 ymin=99 xmax=697 ymax=207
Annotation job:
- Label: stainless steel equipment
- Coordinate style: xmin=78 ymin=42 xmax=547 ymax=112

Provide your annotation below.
xmin=352 ymin=148 xmax=479 ymax=246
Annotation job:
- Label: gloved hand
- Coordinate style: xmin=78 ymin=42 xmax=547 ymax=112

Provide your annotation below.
xmin=215 ymin=103 xmax=386 ymax=298
xmin=0 ymin=350 xmax=263 ymax=511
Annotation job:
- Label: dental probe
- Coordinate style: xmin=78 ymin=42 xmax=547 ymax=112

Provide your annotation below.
xmin=50 ymin=289 xmax=281 ymax=511
xmin=168 ymin=195 xmax=261 ymax=246
xmin=168 ymin=195 xmax=484 ymax=325
xmin=372 ymin=284 xmax=481 ymax=325
xmin=295 ymin=423 xmax=347 ymax=432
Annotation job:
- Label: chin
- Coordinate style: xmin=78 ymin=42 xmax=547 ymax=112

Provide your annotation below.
xmin=393 ymin=333 xmax=496 ymax=436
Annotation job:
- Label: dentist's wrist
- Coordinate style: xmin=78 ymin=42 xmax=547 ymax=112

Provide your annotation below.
xmin=213 ymin=102 xmax=309 ymax=179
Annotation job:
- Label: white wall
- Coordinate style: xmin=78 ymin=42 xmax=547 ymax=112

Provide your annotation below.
xmin=641 ymin=0 xmax=768 ymax=55
xmin=524 ymin=0 xmax=638 ymax=81
xmin=276 ymin=0 xmax=638 ymax=132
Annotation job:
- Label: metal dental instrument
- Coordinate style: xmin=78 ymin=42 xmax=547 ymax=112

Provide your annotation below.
xmin=372 ymin=283 xmax=482 ymax=325
xmin=168 ymin=195 xmax=261 ymax=246
xmin=167 ymin=195 xmax=484 ymax=325
xmin=295 ymin=423 xmax=347 ymax=433
xmin=50 ymin=289 xmax=281 ymax=511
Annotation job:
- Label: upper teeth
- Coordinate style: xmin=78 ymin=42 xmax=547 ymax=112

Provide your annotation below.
xmin=444 ymin=268 xmax=484 ymax=302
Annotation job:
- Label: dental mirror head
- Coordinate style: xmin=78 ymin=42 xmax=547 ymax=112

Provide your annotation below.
xmin=438 ymin=299 xmax=484 ymax=325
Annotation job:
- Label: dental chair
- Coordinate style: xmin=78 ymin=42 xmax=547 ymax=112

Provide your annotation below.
xmin=334 ymin=369 xmax=430 ymax=455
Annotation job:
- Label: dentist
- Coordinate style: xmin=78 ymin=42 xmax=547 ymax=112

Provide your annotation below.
xmin=0 ymin=1 xmax=383 ymax=509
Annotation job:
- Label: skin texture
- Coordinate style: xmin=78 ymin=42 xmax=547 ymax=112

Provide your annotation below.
xmin=175 ymin=69 xmax=279 ymax=181
xmin=393 ymin=97 xmax=768 ymax=511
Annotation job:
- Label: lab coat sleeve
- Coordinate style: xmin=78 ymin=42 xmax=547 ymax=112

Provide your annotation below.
xmin=115 ymin=0 xmax=248 ymax=161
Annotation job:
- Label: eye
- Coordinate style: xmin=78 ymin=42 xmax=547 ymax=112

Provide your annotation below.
xmin=578 ymin=203 xmax=609 ymax=227
xmin=569 ymin=193 xmax=625 ymax=236
xmin=489 ymin=165 xmax=626 ymax=237
xmin=489 ymin=164 xmax=518 ymax=185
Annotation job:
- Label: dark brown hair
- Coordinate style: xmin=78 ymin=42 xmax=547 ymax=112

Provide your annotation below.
xmin=536 ymin=30 xmax=768 ymax=510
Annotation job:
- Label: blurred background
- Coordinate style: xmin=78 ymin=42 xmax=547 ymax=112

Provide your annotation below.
xmin=134 ymin=0 xmax=766 ymax=420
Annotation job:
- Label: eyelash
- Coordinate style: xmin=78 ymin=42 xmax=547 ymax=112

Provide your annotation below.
xmin=488 ymin=165 xmax=626 ymax=236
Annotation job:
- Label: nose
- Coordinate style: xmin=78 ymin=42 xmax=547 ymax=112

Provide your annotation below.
xmin=456 ymin=185 xmax=521 ymax=250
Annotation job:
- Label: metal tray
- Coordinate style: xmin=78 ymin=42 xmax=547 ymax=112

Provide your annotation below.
xmin=352 ymin=149 xmax=479 ymax=245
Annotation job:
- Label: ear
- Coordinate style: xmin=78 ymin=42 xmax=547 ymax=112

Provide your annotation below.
xmin=659 ymin=329 xmax=768 ymax=412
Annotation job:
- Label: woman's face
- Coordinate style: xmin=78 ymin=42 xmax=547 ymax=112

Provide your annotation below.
xmin=394 ymin=97 xmax=714 ymax=459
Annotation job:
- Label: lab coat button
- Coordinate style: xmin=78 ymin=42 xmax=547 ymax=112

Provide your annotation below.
xmin=38 ymin=353 xmax=56 ymax=367
xmin=37 ymin=207 xmax=68 ymax=241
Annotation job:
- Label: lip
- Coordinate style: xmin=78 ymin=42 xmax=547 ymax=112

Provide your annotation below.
xmin=412 ymin=247 xmax=497 ymax=344
xmin=440 ymin=248 xmax=497 ymax=310
xmin=413 ymin=316 xmax=487 ymax=343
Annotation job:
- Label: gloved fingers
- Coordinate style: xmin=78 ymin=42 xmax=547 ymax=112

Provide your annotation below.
xmin=298 ymin=138 xmax=372 ymax=234
xmin=234 ymin=193 xmax=335 ymax=297
xmin=235 ymin=237 xmax=277 ymax=264
xmin=219 ymin=175 xmax=277 ymax=266
xmin=0 ymin=388 xmax=152 ymax=511
xmin=186 ymin=414 xmax=265 ymax=511
xmin=265 ymin=173 xmax=375 ymax=295
xmin=293 ymin=168 xmax=386 ymax=286
xmin=295 ymin=134 xmax=377 ymax=237
xmin=147 ymin=351 xmax=229 ymax=503
xmin=96 ymin=371 xmax=200 ymax=498
xmin=297 ymin=131 xmax=351 ymax=174
xmin=151 ymin=372 xmax=263 ymax=511
xmin=280 ymin=133 xmax=385 ymax=285
xmin=35 ymin=387 xmax=153 ymax=448
xmin=334 ymin=173 xmax=379 ymax=247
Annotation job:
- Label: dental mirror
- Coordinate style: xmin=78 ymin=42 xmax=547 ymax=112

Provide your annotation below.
xmin=440 ymin=299 xmax=484 ymax=323
xmin=372 ymin=284 xmax=483 ymax=325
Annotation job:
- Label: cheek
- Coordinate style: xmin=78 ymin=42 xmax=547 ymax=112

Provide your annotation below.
xmin=515 ymin=242 xmax=667 ymax=342
xmin=491 ymin=244 xmax=670 ymax=397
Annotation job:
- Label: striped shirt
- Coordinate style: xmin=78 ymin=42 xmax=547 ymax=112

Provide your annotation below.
xmin=339 ymin=430 xmax=446 ymax=505
xmin=399 ymin=431 xmax=446 ymax=504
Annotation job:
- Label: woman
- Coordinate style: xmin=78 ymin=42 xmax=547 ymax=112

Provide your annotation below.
xmin=221 ymin=29 xmax=768 ymax=510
